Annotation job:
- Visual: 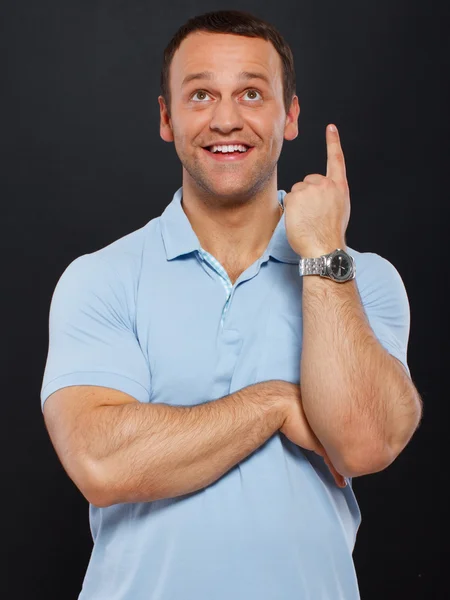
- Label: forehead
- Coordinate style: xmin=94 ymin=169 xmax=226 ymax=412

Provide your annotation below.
xmin=170 ymin=32 xmax=283 ymax=90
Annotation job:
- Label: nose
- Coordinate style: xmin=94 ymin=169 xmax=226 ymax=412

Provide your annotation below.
xmin=209 ymin=97 xmax=244 ymax=133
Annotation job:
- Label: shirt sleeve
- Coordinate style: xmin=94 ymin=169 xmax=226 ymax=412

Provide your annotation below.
xmin=356 ymin=251 xmax=411 ymax=378
xmin=40 ymin=253 xmax=151 ymax=411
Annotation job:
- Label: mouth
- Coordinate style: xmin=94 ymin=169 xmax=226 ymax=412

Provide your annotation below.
xmin=202 ymin=145 xmax=255 ymax=162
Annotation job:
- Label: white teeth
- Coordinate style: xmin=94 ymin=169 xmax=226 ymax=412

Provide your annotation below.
xmin=210 ymin=144 xmax=248 ymax=153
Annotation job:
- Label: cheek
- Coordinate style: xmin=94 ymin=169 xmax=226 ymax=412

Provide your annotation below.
xmin=257 ymin=116 xmax=287 ymax=152
xmin=170 ymin=115 xmax=193 ymax=140
xmin=265 ymin=133 xmax=284 ymax=156
xmin=171 ymin=131 xmax=192 ymax=158
xmin=173 ymin=120 xmax=208 ymax=150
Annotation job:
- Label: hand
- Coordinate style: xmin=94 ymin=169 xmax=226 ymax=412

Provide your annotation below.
xmin=283 ymin=124 xmax=351 ymax=257
xmin=265 ymin=380 xmax=347 ymax=488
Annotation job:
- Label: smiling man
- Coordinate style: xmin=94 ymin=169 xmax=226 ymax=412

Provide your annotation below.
xmin=40 ymin=9 xmax=422 ymax=600
xmin=159 ymin=27 xmax=298 ymax=284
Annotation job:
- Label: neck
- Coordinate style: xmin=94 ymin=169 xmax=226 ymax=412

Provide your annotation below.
xmin=180 ymin=181 xmax=283 ymax=263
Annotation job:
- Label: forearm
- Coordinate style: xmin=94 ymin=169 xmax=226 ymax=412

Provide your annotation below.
xmin=88 ymin=383 xmax=285 ymax=506
xmin=300 ymin=277 xmax=422 ymax=477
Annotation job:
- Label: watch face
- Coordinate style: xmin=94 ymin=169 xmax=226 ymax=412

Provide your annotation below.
xmin=329 ymin=251 xmax=352 ymax=280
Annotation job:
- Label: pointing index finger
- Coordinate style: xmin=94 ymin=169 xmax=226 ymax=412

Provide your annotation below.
xmin=326 ymin=124 xmax=347 ymax=184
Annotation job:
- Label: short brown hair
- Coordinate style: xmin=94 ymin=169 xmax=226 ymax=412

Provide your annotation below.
xmin=160 ymin=9 xmax=296 ymax=119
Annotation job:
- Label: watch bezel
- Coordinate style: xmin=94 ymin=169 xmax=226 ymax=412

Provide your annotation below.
xmin=325 ymin=249 xmax=355 ymax=282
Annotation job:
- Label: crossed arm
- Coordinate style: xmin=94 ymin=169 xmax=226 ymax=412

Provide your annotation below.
xmin=43 ymin=274 xmax=422 ymax=507
xmin=43 ymin=252 xmax=423 ymax=505
xmin=300 ymin=275 xmax=422 ymax=478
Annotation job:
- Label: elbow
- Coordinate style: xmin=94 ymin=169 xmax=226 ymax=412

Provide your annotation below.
xmin=338 ymin=426 xmax=420 ymax=477
xmin=77 ymin=458 xmax=117 ymax=508
xmin=337 ymin=395 xmax=423 ymax=478
xmin=85 ymin=481 xmax=114 ymax=508
xmin=80 ymin=458 xmax=162 ymax=507
xmin=335 ymin=440 xmax=399 ymax=478
xmin=86 ymin=491 xmax=112 ymax=509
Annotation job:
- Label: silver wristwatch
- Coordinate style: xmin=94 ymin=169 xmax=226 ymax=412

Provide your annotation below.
xmin=299 ymin=248 xmax=356 ymax=283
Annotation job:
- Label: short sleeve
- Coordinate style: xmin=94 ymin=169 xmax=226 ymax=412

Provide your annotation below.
xmin=40 ymin=254 xmax=151 ymax=411
xmin=355 ymin=252 xmax=411 ymax=378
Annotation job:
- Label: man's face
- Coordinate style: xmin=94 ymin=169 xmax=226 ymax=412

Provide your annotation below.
xmin=159 ymin=32 xmax=299 ymax=203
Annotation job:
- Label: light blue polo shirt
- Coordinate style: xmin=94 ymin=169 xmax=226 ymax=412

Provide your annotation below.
xmin=41 ymin=186 xmax=411 ymax=600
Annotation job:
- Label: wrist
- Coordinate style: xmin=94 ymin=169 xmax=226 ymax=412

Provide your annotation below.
xmin=258 ymin=381 xmax=291 ymax=428
xmin=237 ymin=381 xmax=289 ymax=429
xmin=300 ymin=242 xmax=347 ymax=258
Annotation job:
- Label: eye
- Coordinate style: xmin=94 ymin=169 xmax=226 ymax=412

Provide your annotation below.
xmin=191 ymin=90 xmax=210 ymax=102
xmin=243 ymin=89 xmax=262 ymax=101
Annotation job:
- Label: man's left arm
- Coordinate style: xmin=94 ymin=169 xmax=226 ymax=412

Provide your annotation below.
xmin=283 ymin=123 xmax=422 ymax=478
xmin=300 ymin=269 xmax=422 ymax=479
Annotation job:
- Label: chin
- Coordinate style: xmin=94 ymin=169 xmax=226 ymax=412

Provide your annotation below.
xmin=207 ymin=176 xmax=256 ymax=195
xmin=184 ymin=163 xmax=259 ymax=198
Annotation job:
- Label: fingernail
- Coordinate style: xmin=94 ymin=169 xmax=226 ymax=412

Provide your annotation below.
xmin=329 ymin=124 xmax=337 ymax=132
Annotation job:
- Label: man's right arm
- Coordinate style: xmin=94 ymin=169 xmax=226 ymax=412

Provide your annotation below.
xmin=43 ymin=381 xmax=287 ymax=507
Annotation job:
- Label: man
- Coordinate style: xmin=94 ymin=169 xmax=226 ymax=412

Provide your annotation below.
xmin=41 ymin=9 xmax=422 ymax=600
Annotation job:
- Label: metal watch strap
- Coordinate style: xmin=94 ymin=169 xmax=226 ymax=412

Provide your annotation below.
xmin=299 ymin=256 xmax=325 ymax=276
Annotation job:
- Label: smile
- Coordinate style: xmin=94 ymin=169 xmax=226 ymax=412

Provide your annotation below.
xmin=202 ymin=147 xmax=255 ymax=161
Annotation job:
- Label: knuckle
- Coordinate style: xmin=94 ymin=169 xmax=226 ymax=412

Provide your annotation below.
xmin=335 ymin=152 xmax=345 ymax=166
xmin=303 ymin=174 xmax=320 ymax=183
xmin=291 ymin=181 xmax=306 ymax=192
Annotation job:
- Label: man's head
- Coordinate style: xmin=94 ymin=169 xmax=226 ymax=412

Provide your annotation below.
xmin=158 ymin=10 xmax=300 ymax=202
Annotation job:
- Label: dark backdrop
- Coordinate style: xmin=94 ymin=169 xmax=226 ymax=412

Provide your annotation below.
xmin=2 ymin=1 xmax=447 ymax=598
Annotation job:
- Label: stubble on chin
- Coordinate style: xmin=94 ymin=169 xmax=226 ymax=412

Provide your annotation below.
xmin=180 ymin=145 xmax=278 ymax=200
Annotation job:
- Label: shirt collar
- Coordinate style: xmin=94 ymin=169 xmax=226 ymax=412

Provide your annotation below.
xmin=160 ymin=186 xmax=300 ymax=264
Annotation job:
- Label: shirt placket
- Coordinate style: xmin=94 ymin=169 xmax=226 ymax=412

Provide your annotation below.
xmin=197 ymin=248 xmax=233 ymax=328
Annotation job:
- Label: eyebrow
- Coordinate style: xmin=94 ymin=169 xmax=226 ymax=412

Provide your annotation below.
xmin=181 ymin=70 xmax=271 ymax=88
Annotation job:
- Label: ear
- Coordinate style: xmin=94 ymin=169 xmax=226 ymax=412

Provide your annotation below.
xmin=158 ymin=96 xmax=174 ymax=143
xmin=284 ymin=95 xmax=300 ymax=142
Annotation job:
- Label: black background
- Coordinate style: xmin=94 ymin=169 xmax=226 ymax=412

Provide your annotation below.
xmin=2 ymin=1 xmax=448 ymax=598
